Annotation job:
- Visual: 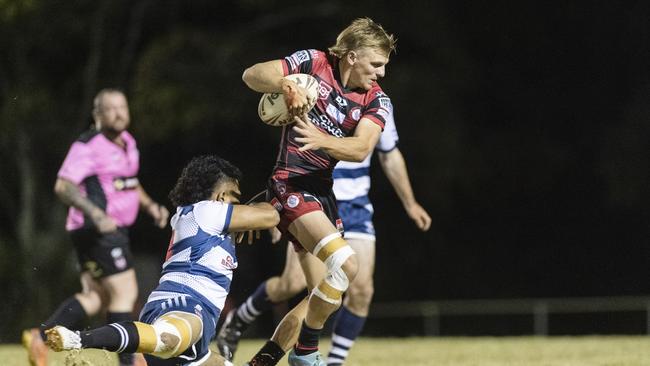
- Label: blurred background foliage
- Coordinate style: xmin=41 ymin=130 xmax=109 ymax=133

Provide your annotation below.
xmin=0 ymin=0 xmax=648 ymax=341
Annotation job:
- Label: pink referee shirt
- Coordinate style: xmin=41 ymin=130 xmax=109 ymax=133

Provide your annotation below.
xmin=57 ymin=130 xmax=140 ymax=231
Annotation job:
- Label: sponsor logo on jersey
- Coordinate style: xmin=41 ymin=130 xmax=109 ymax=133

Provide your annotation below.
xmin=221 ymin=255 xmax=237 ymax=270
xmin=313 ymin=114 xmax=344 ymax=137
xmin=318 ymin=81 xmax=333 ymax=99
xmin=326 ymin=104 xmax=346 ymax=125
xmin=287 ymin=194 xmax=300 ymax=208
xmin=375 ymin=91 xmax=387 ymax=97
xmin=113 ymin=176 xmax=139 ymax=191
xmin=350 ymin=107 xmax=362 ymax=121
xmin=288 ymin=50 xmax=311 ymax=70
xmin=378 ymin=97 xmax=392 ymax=110
xmin=334 ymin=95 xmax=348 ymax=108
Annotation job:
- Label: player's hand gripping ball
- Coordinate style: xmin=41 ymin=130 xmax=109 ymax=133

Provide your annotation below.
xmin=258 ymin=74 xmax=318 ymax=126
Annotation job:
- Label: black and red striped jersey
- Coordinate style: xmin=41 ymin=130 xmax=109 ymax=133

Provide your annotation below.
xmin=273 ymin=49 xmax=391 ymax=184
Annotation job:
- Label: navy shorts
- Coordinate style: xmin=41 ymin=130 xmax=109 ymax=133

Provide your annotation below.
xmin=337 ymin=199 xmax=375 ymax=237
xmin=139 ymin=294 xmax=218 ymax=366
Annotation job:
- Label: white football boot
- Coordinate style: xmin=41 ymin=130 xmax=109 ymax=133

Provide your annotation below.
xmin=44 ymin=326 xmax=82 ymax=352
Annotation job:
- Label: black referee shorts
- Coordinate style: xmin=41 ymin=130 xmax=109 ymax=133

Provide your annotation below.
xmin=69 ymin=227 xmax=134 ymax=279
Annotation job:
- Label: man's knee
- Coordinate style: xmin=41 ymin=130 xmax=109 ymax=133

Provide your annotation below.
xmin=104 ymin=272 xmax=139 ymax=309
xmin=341 ymin=254 xmax=358 ymax=283
xmin=108 ymin=288 xmax=138 ymax=310
xmin=346 ymin=280 xmax=374 ymax=311
xmin=75 ymin=290 xmax=102 ymax=316
xmin=311 ymin=234 xmax=357 ymax=305
xmin=138 ymin=312 xmax=202 ymax=359
xmin=276 ymin=271 xmax=307 ymax=299
xmin=267 ymin=273 xmax=307 ymax=302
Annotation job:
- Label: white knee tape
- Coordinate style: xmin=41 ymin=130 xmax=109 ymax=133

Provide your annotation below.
xmin=312 ymin=232 xmax=342 ymax=257
xmin=324 ymin=245 xmax=355 ymax=291
xmin=151 ymin=318 xmax=182 ymax=359
xmin=151 ymin=312 xmax=195 ymax=359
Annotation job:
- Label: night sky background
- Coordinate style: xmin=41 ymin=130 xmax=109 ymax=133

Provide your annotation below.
xmin=1 ymin=0 xmax=648 ymax=340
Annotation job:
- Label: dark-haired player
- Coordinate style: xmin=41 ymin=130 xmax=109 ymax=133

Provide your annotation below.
xmin=44 ymin=155 xmax=280 ymax=366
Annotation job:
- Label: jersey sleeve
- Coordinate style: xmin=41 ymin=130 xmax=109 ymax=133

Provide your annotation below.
xmin=193 ymin=201 xmax=234 ymax=235
xmin=375 ymin=106 xmax=399 ymax=152
xmin=57 ymin=142 xmax=96 ymax=184
xmin=282 ymin=49 xmax=321 ymax=76
xmin=361 ymin=91 xmax=392 ymax=130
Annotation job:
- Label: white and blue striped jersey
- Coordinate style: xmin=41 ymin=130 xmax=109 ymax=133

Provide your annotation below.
xmin=145 ymin=200 xmax=236 ymax=318
xmin=332 ymin=107 xmax=399 ymax=240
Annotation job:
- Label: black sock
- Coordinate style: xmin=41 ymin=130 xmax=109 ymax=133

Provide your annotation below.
xmin=294 ymin=321 xmax=321 ymax=356
xmin=249 ymin=340 xmax=285 ymax=366
xmin=107 ymin=312 xmax=137 ymax=365
xmin=40 ymin=296 xmax=87 ymax=341
xmin=79 ymin=321 xmax=139 ymax=354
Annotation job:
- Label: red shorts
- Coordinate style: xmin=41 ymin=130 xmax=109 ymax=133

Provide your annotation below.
xmin=267 ymin=176 xmax=343 ymax=251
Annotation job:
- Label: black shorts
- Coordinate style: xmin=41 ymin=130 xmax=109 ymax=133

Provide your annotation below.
xmin=69 ymin=227 xmax=134 ymax=279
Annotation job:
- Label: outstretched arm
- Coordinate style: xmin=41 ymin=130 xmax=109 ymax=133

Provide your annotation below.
xmin=229 ymin=202 xmax=280 ymax=232
xmin=378 ymin=148 xmax=432 ymax=231
xmin=54 ymin=178 xmax=117 ymax=233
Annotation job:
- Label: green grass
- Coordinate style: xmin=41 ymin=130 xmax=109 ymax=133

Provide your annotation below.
xmin=4 ymin=336 xmax=650 ymax=365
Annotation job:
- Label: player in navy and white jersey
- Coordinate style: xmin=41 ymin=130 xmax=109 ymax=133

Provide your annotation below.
xmin=239 ymin=18 xmax=397 ymax=366
xmin=44 ymin=155 xmax=279 ymax=366
xmin=217 ymin=105 xmax=431 ymax=366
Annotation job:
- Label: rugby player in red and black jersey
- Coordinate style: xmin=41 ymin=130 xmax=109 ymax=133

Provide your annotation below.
xmin=237 ymin=18 xmax=396 ymax=366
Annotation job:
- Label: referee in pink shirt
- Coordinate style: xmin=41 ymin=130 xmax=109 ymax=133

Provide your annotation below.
xmin=23 ymin=89 xmax=168 ymax=366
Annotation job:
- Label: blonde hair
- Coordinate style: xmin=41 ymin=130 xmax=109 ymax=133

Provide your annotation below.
xmin=328 ymin=18 xmax=396 ymax=58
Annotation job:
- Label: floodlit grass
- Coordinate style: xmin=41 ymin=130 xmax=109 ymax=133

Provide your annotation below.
xmin=3 ymin=336 xmax=650 ymax=365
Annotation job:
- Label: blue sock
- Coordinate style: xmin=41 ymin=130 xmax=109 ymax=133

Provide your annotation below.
xmin=235 ymin=281 xmax=272 ymax=326
xmin=327 ymin=306 xmax=366 ymax=365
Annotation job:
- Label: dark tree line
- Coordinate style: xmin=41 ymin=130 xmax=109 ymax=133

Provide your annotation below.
xmin=1 ymin=0 xmax=649 ymax=341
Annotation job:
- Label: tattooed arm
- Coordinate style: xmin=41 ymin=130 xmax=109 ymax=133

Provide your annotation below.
xmin=54 ymin=178 xmax=117 ymax=233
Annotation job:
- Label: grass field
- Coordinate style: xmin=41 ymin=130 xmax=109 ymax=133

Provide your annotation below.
xmin=3 ymin=336 xmax=650 ymax=365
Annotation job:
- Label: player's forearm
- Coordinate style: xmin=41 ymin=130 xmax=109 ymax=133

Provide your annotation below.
xmin=230 ymin=202 xmax=280 ymax=231
xmin=54 ymin=178 xmax=104 ymax=217
xmin=378 ymin=149 xmax=418 ymax=209
xmin=242 ymin=61 xmax=285 ymax=93
xmin=322 ymin=136 xmax=373 ymax=162
xmin=136 ymin=184 xmax=155 ymax=209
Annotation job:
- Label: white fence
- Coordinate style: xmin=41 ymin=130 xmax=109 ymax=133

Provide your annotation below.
xmin=369 ymin=296 xmax=650 ymax=335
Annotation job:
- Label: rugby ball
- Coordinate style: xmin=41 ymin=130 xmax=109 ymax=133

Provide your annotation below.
xmin=258 ymin=74 xmax=319 ymax=127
